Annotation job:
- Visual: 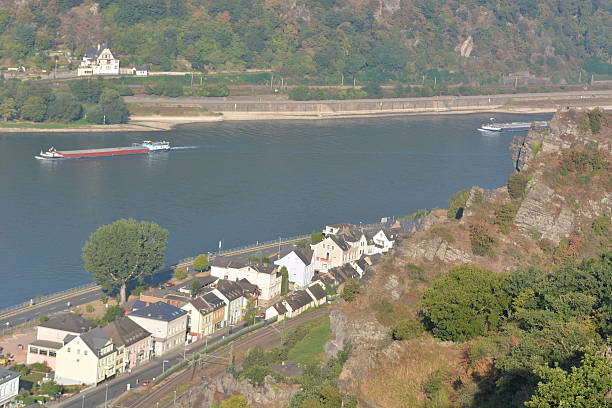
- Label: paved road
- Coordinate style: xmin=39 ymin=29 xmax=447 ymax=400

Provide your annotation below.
xmin=56 ymin=308 xmax=327 ymax=408
xmin=125 ymin=89 xmax=612 ymax=106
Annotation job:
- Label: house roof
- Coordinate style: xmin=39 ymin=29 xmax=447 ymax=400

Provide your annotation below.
xmin=245 ymin=262 xmax=277 ymax=274
xmin=102 ymin=317 xmax=151 ymax=347
xmin=215 ymin=279 xmax=245 ymax=301
xmin=328 ymin=235 xmax=350 ymax=251
xmin=355 ymin=258 xmax=368 ymax=272
xmin=237 ymin=278 xmax=258 ymax=296
xmin=285 ymin=290 xmax=313 ymax=310
xmin=29 ymin=340 xmax=63 ymax=350
xmin=39 ymin=313 xmax=97 ymax=334
xmin=307 ymin=284 xmax=326 ymax=300
xmin=202 ymin=292 xmax=225 ymax=310
xmin=211 ymin=257 xmax=248 ymax=269
xmin=129 ymin=301 xmax=187 ymax=322
xmin=135 ymin=65 xmax=148 ymax=70
xmin=0 ymin=368 xmax=19 ymax=384
xmin=79 ymin=327 xmax=111 ymax=355
xmin=272 ymin=302 xmax=287 ymax=315
xmin=294 ymin=248 xmax=314 ymax=265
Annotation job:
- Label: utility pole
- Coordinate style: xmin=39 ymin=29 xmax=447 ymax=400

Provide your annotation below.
xmin=104 ymin=383 xmax=108 ymax=408
xmin=190 ymin=72 xmax=194 ymax=88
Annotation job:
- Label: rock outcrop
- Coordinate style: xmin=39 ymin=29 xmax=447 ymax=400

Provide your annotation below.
xmin=191 ymin=373 xmax=299 ymax=408
xmin=401 ymin=236 xmax=473 ymax=263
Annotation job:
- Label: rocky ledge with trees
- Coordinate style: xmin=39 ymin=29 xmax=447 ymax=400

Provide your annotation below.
xmin=319 ymin=108 xmax=611 ymax=408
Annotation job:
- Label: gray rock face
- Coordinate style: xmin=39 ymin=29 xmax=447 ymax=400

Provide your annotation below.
xmin=401 ymin=237 xmax=473 ymax=264
xmin=513 ymin=181 xmax=573 ymax=243
xmin=191 ymin=373 xmax=298 ymax=408
xmin=325 ymin=309 xmax=348 ymax=358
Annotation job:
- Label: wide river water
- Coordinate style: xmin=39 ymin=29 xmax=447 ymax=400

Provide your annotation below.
xmin=0 ymin=113 xmax=548 ymax=308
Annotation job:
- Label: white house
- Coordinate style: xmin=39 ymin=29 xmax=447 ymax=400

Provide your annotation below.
xmin=274 ymin=247 xmax=315 ymax=289
xmin=77 ymin=44 xmax=120 ymax=76
xmin=54 ymin=328 xmax=117 ymax=386
xmin=133 ymin=65 xmax=148 ymax=76
xmin=210 ymin=280 xmax=247 ymax=326
xmin=0 ymin=369 xmax=19 ymax=407
xmin=367 ymin=229 xmax=396 ymax=254
xmin=283 ymin=290 xmax=316 ymax=318
xmin=264 ymin=302 xmax=288 ymax=322
xmin=127 ymin=302 xmax=188 ymax=357
xmin=211 ymin=258 xmax=281 ymax=301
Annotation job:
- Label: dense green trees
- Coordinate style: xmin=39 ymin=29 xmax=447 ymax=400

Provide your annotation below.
xmin=524 ymin=350 xmax=612 ymax=408
xmin=47 ymin=92 xmax=82 ymax=122
xmin=0 ymin=0 xmax=609 ymax=85
xmin=421 ymin=252 xmax=611 ymax=406
xmin=421 ymin=266 xmax=511 ymax=341
xmin=82 ymin=219 xmax=168 ymax=304
xmin=86 ymin=89 xmax=129 ymax=124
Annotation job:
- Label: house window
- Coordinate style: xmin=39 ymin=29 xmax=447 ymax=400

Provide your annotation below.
xmin=30 ymin=347 xmax=39 ymax=354
xmin=84 ymin=350 xmax=88 ymax=355
xmin=67 ymin=348 xmax=71 ymax=353
xmin=49 ymin=351 xmax=56 ymax=357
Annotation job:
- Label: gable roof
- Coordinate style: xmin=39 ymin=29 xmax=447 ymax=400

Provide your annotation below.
xmin=211 ymin=257 xmax=248 ymax=269
xmin=102 ymin=317 xmax=151 ymax=347
xmin=327 ymin=235 xmax=350 ymax=251
xmin=215 ymin=279 xmax=245 ymax=301
xmin=285 ymin=290 xmax=313 ymax=310
xmin=129 ymin=301 xmax=187 ymax=322
xmin=202 ymin=292 xmax=225 ymax=310
xmin=272 ymin=302 xmax=287 ymax=315
xmin=278 ymin=247 xmax=314 ymax=265
xmin=237 ymin=278 xmax=258 ymax=296
xmin=79 ymin=327 xmax=112 ymax=355
xmin=39 ymin=313 xmax=97 ymax=334
xmin=306 ymin=284 xmax=326 ymax=300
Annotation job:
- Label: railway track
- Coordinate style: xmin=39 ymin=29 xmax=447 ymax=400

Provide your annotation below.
xmin=124 ymin=308 xmax=328 ymax=408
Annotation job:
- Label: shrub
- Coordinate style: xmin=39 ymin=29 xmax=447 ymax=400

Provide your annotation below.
xmin=310 ymin=232 xmax=324 ymax=244
xmin=447 ymin=189 xmax=470 ymax=219
xmin=507 ymin=173 xmax=529 ymax=200
xmin=431 ymin=227 xmax=455 ymax=243
xmin=341 ymin=279 xmax=361 ymax=302
xmin=97 ymin=304 xmax=124 ymax=324
xmin=586 ymin=108 xmax=603 ymax=134
xmin=469 ymin=223 xmax=497 ymax=257
xmin=592 ymin=216 xmax=610 ymax=237
xmin=196 ymin=84 xmax=230 ymax=97
xmin=173 ymin=266 xmax=188 ymax=280
xmin=38 ymin=314 xmax=49 ymax=323
xmin=538 ymin=238 xmax=555 ymax=254
xmin=493 ymin=204 xmax=517 ymax=234
xmin=560 ymin=149 xmax=607 ymax=174
xmin=85 ymin=304 xmax=95 ymax=313
xmin=390 ymin=317 xmax=424 ymax=340
xmin=400 ymin=208 xmax=429 ymax=222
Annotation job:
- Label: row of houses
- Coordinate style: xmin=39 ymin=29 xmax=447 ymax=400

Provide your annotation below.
xmin=24 ymin=276 xmax=263 ymax=386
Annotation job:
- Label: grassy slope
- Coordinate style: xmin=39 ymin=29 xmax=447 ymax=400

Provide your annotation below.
xmin=287 ymin=315 xmax=331 ymax=366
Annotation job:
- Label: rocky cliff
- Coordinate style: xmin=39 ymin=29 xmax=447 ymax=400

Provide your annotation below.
xmin=325 ymin=108 xmax=611 ymax=407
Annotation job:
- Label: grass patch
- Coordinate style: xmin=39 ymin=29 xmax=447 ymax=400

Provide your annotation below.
xmin=127 ymin=103 xmax=215 ymax=117
xmin=287 ymin=315 xmax=331 ymax=366
xmin=431 ymin=227 xmax=456 ymax=244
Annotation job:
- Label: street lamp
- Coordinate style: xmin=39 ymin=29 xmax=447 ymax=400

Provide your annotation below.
xmin=162 ymin=360 xmax=169 ymax=373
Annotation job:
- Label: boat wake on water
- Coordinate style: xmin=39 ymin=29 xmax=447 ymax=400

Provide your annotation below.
xmin=170 ymin=145 xmax=200 ymax=150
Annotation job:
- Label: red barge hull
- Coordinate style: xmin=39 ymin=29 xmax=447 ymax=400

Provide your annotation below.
xmin=55 ymin=146 xmax=149 ymax=158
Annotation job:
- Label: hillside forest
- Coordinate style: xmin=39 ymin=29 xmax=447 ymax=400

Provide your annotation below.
xmin=0 ymin=0 xmax=610 ymax=86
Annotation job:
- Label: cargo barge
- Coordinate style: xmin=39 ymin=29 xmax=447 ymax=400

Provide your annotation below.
xmin=478 ymin=118 xmax=549 ymax=133
xmin=36 ymin=140 xmax=170 ymax=160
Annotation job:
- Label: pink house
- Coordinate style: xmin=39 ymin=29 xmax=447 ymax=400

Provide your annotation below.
xmin=27 ymin=313 xmax=97 ymax=369
xmin=102 ymin=317 xmax=153 ymax=370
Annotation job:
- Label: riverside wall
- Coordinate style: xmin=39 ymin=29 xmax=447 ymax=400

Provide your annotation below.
xmin=126 ymin=91 xmax=612 ymax=115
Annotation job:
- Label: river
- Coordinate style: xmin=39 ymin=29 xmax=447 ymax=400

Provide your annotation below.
xmin=0 ymin=113 xmax=548 ymax=308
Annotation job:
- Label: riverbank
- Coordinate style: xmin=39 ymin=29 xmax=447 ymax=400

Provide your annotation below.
xmin=0 ymin=90 xmax=609 ymax=132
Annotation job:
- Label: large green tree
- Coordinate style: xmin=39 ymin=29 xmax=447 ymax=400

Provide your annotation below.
xmin=421 ymin=265 xmax=511 ymax=341
xmin=193 ymin=253 xmax=210 ymax=272
xmin=82 ymin=219 xmax=168 ymax=303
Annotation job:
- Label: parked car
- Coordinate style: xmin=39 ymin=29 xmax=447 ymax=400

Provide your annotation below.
xmin=163 ymin=282 xmax=174 ymax=288
xmin=140 ymin=380 xmax=151 ymax=387
xmin=258 ymin=313 xmax=266 ymax=318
